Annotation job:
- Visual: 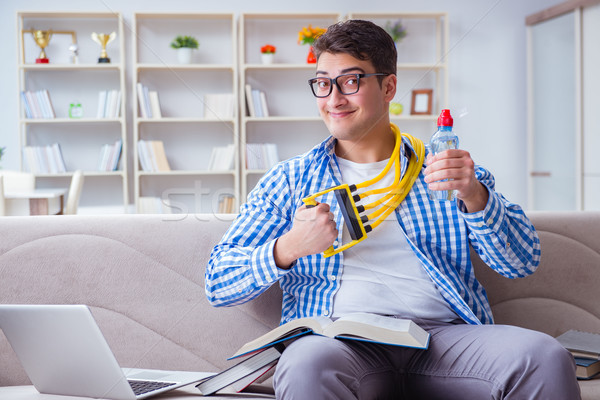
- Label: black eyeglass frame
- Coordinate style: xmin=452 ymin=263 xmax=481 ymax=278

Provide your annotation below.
xmin=308 ymin=73 xmax=390 ymax=98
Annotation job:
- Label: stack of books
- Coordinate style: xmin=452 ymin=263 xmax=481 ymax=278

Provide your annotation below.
xmin=137 ymin=140 xmax=171 ymax=172
xmin=21 ymin=90 xmax=55 ymax=119
xmin=204 ymin=93 xmax=234 ymax=119
xmin=195 ymin=313 xmax=429 ymax=395
xmin=23 ymin=143 xmax=67 ymax=174
xmin=136 ymin=83 xmax=162 ymax=118
xmin=97 ymin=140 xmax=122 ymax=171
xmin=207 ymin=144 xmax=235 ymax=171
xmin=244 ymin=84 xmax=269 ymax=118
xmin=96 ymin=90 xmax=122 ymax=119
xmin=137 ymin=196 xmax=173 ymax=214
xmin=217 ymin=194 xmax=235 ymax=214
xmin=245 ymin=143 xmax=279 ymax=170
xmin=556 ymin=329 xmax=600 ymax=379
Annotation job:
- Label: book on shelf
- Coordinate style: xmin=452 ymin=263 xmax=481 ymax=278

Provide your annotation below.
xmin=195 ymin=345 xmax=283 ymax=396
xmin=137 ymin=140 xmax=171 ymax=172
xmin=244 ymin=84 xmax=270 ymax=118
xmin=23 ymin=143 xmax=66 ymax=174
xmin=97 ymin=139 xmax=122 ymax=171
xmin=207 ymin=144 xmax=235 ymax=171
xmin=574 ymin=357 xmax=600 ymax=380
xmin=246 ymin=143 xmax=279 ymax=170
xmin=21 ymin=90 xmax=55 ymax=119
xmin=138 ymin=196 xmax=173 ymax=214
xmin=136 ymin=82 xmax=153 ymax=118
xmin=230 ymin=312 xmax=430 ymax=360
xmin=244 ymin=84 xmax=256 ymax=117
xmin=96 ymin=90 xmax=122 ymax=119
xmin=148 ymin=90 xmax=162 ymax=119
xmin=556 ymin=330 xmax=600 ymax=359
xmin=218 ymin=194 xmax=235 ymax=213
xmin=204 ymin=93 xmax=234 ymax=119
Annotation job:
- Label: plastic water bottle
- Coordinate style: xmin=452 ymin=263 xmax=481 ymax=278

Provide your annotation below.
xmin=428 ymin=109 xmax=459 ymax=201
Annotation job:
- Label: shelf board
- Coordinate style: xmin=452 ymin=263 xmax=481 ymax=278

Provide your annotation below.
xmin=245 ymin=169 xmax=269 ymax=176
xmin=19 ymin=64 xmax=121 ymax=71
xmin=347 ymin=12 xmax=447 ymax=19
xmin=397 ymin=63 xmax=447 ymax=70
xmin=390 ymin=115 xmax=437 ymax=121
xmin=21 ymin=118 xmax=123 ymax=124
xmin=137 ymin=170 xmax=236 ymax=176
xmin=137 ymin=117 xmax=235 ymax=124
xmin=135 ymin=12 xmax=233 ymax=20
xmin=34 ymin=171 xmax=125 ymax=178
xmin=136 ymin=63 xmax=234 ymax=71
xmin=241 ymin=12 xmax=341 ymax=20
xmin=244 ymin=116 xmax=322 ymax=122
xmin=243 ymin=63 xmax=446 ymax=72
xmin=18 ymin=11 xmax=121 ymax=19
xmin=244 ymin=63 xmax=318 ymax=71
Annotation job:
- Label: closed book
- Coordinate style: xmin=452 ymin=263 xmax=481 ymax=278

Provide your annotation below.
xmin=556 ymin=330 xmax=600 ymax=359
xmin=148 ymin=91 xmax=162 ymax=119
xmin=245 ymin=84 xmax=255 ymax=117
xmin=195 ymin=345 xmax=283 ymax=396
xmin=574 ymin=357 xmax=600 ymax=380
xmin=151 ymin=141 xmax=171 ymax=171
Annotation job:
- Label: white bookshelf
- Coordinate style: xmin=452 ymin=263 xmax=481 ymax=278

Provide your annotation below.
xmin=16 ymin=11 xmax=128 ymax=212
xmin=239 ymin=12 xmax=449 ymax=199
xmin=239 ymin=13 xmax=341 ymax=199
xmin=132 ymin=12 xmax=238 ymax=214
xmin=347 ymin=12 xmax=449 ymax=138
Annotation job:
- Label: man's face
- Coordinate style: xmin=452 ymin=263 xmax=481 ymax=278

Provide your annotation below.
xmin=314 ymin=52 xmax=395 ymax=144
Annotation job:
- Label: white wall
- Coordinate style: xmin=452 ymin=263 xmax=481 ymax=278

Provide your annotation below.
xmin=0 ymin=0 xmax=563 ymax=208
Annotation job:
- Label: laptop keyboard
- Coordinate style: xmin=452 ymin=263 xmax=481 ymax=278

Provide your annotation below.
xmin=128 ymin=380 xmax=176 ymax=395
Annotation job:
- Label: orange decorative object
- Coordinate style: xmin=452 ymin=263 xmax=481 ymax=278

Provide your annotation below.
xmin=307 ymin=46 xmax=316 ymax=63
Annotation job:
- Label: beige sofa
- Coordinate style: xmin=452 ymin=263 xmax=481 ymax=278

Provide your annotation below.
xmin=0 ymin=212 xmax=599 ymax=399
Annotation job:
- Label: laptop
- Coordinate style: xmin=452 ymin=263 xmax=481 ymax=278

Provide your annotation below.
xmin=0 ymin=304 xmax=213 ymax=399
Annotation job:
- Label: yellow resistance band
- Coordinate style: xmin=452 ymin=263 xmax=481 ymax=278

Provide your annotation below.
xmin=303 ymin=124 xmax=425 ymax=257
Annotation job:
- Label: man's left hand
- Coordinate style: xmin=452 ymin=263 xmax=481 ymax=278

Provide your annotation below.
xmin=424 ymin=149 xmax=489 ymax=213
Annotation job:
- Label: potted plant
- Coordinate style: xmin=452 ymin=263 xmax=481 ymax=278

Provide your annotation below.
xmin=297 ymin=25 xmax=326 ymax=63
xmin=170 ymin=35 xmax=199 ymax=64
xmin=385 ymin=20 xmax=407 ymax=44
xmin=260 ymin=44 xmax=276 ymax=64
xmin=0 ymin=147 xmax=5 ymax=169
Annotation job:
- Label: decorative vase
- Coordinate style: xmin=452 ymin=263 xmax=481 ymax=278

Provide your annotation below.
xmin=306 ymin=46 xmax=316 ymax=64
xmin=261 ymin=53 xmax=274 ymax=65
xmin=177 ymin=47 xmax=193 ymax=64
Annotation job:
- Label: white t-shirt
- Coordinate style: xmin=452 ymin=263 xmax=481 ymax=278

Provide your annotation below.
xmin=332 ymin=156 xmax=457 ymax=322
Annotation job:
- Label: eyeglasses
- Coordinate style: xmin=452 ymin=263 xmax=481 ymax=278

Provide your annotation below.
xmin=308 ymin=73 xmax=389 ymax=98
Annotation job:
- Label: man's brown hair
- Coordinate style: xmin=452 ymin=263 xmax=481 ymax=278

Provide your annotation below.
xmin=313 ymin=19 xmax=397 ymax=79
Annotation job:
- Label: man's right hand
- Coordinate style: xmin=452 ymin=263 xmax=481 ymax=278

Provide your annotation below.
xmin=273 ymin=203 xmax=338 ymax=269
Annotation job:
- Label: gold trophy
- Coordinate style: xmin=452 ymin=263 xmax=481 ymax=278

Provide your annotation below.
xmin=32 ymin=30 xmax=52 ymax=63
xmin=91 ymin=32 xmax=116 ymax=63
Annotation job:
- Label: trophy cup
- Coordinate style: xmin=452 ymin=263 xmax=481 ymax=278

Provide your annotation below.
xmin=32 ymin=30 xmax=52 ymax=63
xmin=91 ymin=32 xmax=116 ymax=63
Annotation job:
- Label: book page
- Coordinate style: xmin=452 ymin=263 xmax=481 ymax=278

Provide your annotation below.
xmin=231 ymin=316 xmax=332 ymax=358
xmin=324 ymin=313 xmax=429 ymax=349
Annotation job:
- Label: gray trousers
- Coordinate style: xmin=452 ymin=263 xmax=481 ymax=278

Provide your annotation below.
xmin=273 ymin=320 xmax=581 ymax=400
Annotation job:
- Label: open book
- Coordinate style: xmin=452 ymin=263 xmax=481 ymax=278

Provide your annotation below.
xmin=230 ymin=312 xmax=429 ymax=359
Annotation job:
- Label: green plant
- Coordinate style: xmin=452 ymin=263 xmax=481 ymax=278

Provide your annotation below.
xmin=170 ymin=35 xmax=199 ymax=49
xmin=0 ymin=147 xmax=5 ymax=162
xmin=385 ymin=20 xmax=407 ymax=43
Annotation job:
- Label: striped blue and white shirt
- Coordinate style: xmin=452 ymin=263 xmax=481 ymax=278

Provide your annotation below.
xmin=205 ymin=129 xmax=541 ymax=325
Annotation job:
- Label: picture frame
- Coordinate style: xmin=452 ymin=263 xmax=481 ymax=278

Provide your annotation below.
xmin=410 ymin=89 xmax=433 ymax=115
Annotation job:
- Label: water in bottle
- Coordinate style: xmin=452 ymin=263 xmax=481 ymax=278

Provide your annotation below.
xmin=428 ymin=109 xmax=459 ymax=201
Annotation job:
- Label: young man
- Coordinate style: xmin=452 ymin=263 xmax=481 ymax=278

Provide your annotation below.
xmin=206 ymin=20 xmax=580 ymax=399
